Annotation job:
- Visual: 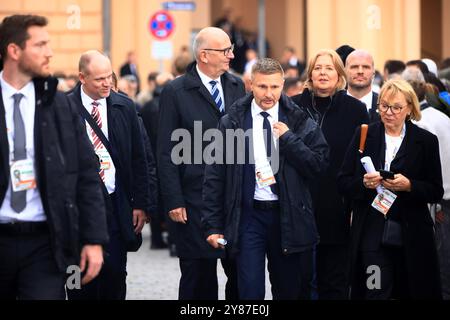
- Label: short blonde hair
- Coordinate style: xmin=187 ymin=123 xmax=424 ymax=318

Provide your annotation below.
xmin=378 ymin=79 xmax=422 ymax=121
xmin=303 ymin=49 xmax=347 ymax=94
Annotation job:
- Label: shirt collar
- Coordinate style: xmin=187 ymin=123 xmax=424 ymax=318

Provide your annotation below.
xmin=251 ymin=98 xmax=279 ymax=119
xmin=80 ymin=85 xmax=107 ymax=108
xmin=196 ymin=64 xmax=222 ymax=90
xmin=347 ymin=90 xmax=373 ymax=111
xmin=0 ymin=71 xmax=34 ymax=102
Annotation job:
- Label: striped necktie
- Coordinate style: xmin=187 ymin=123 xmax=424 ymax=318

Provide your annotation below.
xmin=209 ymin=80 xmax=224 ymax=112
xmin=90 ymin=101 xmax=105 ymax=181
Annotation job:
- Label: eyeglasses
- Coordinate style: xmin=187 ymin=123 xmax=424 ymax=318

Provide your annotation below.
xmin=203 ymin=44 xmax=234 ymax=56
xmin=377 ymin=102 xmax=408 ymax=114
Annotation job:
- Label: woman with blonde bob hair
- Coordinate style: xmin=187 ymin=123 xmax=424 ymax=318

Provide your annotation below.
xmin=302 ymin=49 xmax=347 ymax=94
xmin=338 ymin=79 xmax=443 ymax=299
xmin=292 ymin=50 xmax=369 ymax=299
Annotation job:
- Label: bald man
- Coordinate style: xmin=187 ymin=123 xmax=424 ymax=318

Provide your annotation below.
xmin=157 ymin=27 xmax=245 ymax=299
xmin=67 ymin=50 xmax=150 ymax=300
xmin=345 ymin=49 xmax=380 ymax=123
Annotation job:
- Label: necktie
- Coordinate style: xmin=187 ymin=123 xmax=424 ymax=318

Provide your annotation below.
xmin=260 ymin=111 xmax=278 ymax=195
xmin=209 ymin=80 xmax=224 ymax=112
xmin=260 ymin=112 xmax=272 ymax=158
xmin=90 ymin=101 xmax=105 ymax=181
xmin=11 ymin=93 xmax=27 ymax=213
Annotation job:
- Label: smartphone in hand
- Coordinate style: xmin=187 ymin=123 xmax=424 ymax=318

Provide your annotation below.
xmin=379 ymin=169 xmax=395 ymax=180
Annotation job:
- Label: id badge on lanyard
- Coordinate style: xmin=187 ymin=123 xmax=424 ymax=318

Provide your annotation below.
xmin=10 ymin=159 xmax=36 ymax=192
xmin=255 ymin=161 xmax=276 ymax=189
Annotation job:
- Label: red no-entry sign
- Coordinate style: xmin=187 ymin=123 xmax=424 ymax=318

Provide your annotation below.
xmin=149 ymin=10 xmax=175 ymax=40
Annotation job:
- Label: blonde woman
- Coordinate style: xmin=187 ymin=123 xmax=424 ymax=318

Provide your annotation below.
xmin=338 ymin=79 xmax=443 ymax=299
xmin=292 ymin=49 xmax=369 ymax=299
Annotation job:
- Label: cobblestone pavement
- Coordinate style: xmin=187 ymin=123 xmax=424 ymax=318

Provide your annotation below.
xmin=126 ymin=226 xmax=271 ymax=300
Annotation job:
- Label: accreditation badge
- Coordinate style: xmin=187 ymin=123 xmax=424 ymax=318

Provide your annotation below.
xmin=255 ymin=162 xmax=276 ymax=189
xmin=371 ymin=187 xmax=397 ymax=216
xmin=10 ymin=159 xmax=36 ymax=192
xmin=95 ymin=147 xmax=112 ymax=170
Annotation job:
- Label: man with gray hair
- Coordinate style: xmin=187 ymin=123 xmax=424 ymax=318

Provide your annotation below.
xmin=345 ymin=49 xmax=380 ymax=123
xmin=202 ymin=58 xmax=329 ymax=299
xmin=157 ymin=27 xmax=245 ymax=299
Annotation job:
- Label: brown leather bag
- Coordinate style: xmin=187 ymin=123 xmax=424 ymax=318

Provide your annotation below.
xmin=359 ymin=124 xmax=368 ymax=154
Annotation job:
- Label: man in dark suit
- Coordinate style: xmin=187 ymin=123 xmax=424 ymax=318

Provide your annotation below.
xmin=202 ymin=58 xmax=329 ymax=299
xmin=345 ymin=49 xmax=381 ymax=123
xmin=119 ymin=51 xmax=140 ymax=93
xmin=67 ymin=50 xmax=150 ymax=300
xmin=157 ymin=27 xmax=246 ymax=300
xmin=0 ymin=14 xmax=108 ymax=299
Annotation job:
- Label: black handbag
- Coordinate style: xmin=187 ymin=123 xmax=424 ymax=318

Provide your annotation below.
xmin=381 ymin=218 xmax=403 ymax=248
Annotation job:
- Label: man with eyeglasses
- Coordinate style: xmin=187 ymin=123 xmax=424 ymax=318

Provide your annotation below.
xmin=157 ymin=27 xmax=245 ymax=300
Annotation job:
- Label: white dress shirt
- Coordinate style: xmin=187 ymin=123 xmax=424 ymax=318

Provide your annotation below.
xmin=81 ymin=86 xmax=116 ymax=194
xmin=0 ymin=72 xmax=45 ymax=222
xmin=196 ymin=65 xmax=225 ymax=109
xmin=251 ymin=99 xmax=279 ymax=201
xmin=347 ymin=90 xmax=373 ymax=114
xmin=384 ymin=125 xmax=405 ymax=171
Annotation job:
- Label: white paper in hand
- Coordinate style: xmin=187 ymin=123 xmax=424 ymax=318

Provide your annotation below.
xmin=360 ymin=156 xmax=383 ymax=194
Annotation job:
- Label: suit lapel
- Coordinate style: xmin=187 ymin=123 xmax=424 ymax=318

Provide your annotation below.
xmin=369 ymin=92 xmax=379 ymax=122
xmin=198 ymin=84 xmax=219 ymax=112
xmin=221 ymin=73 xmax=236 ymax=111
xmin=390 ymin=122 xmax=413 ymax=171
xmin=186 ymin=65 xmax=222 ymax=115
xmin=0 ymin=87 xmax=10 ymax=183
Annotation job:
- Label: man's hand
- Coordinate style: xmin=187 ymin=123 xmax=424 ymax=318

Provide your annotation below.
xmin=169 ymin=207 xmax=187 ymax=224
xmin=79 ymin=244 xmax=103 ymax=285
xmin=133 ymin=209 xmax=147 ymax=234
xmin=207 ymin=234 xmax=225 ymax=249
xmin=273 ymin=122 xmax=290 ymax=138
xmin=382 ymin=173 xmax=411 ymax=192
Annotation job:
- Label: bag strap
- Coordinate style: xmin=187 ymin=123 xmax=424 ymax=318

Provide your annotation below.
xmin=358 ymin=124 xmax=368 ymax=154
xmin=78 ymin=106 xmax=125 ymax=180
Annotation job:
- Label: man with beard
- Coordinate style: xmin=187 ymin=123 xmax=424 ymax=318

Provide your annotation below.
xmin=0 ymin=15 xmax=108 ymax=299
xmin=345 ymin=49 xmax=380 ymax=123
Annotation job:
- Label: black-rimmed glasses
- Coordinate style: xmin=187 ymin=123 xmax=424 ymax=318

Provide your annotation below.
xmin=377 ymin=102 xmax=408 ymax=114
xmin=203 ymin=44 xmax=234 ymax=56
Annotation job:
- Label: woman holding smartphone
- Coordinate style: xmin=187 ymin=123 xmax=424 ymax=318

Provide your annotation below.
xmin=338 ymin=79 xmax=443 ymax=299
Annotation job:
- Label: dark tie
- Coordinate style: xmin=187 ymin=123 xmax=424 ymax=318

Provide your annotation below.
xmin=260 ymin=111 xmax=278 ymax=195
xmin=260 ymin=112 xmax=272 ymax=157
xmin=11 ymin=93 xmax=27 ymax=213
xmin=209 ymin=80 xmax=224 ymax=112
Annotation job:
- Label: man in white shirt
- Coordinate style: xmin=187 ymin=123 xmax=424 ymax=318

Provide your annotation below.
xmin=203 ymin=58 xmax=329 ymax=299
xmin=345 ymin=49 xmax=380 ymax=123
xmin=157 ymin=27 xmax=246 ymax=300
xmin=67 ymin=51 xmax=150 ymax=300
xmin=0 ymin=14 xmax=107 ymax=300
